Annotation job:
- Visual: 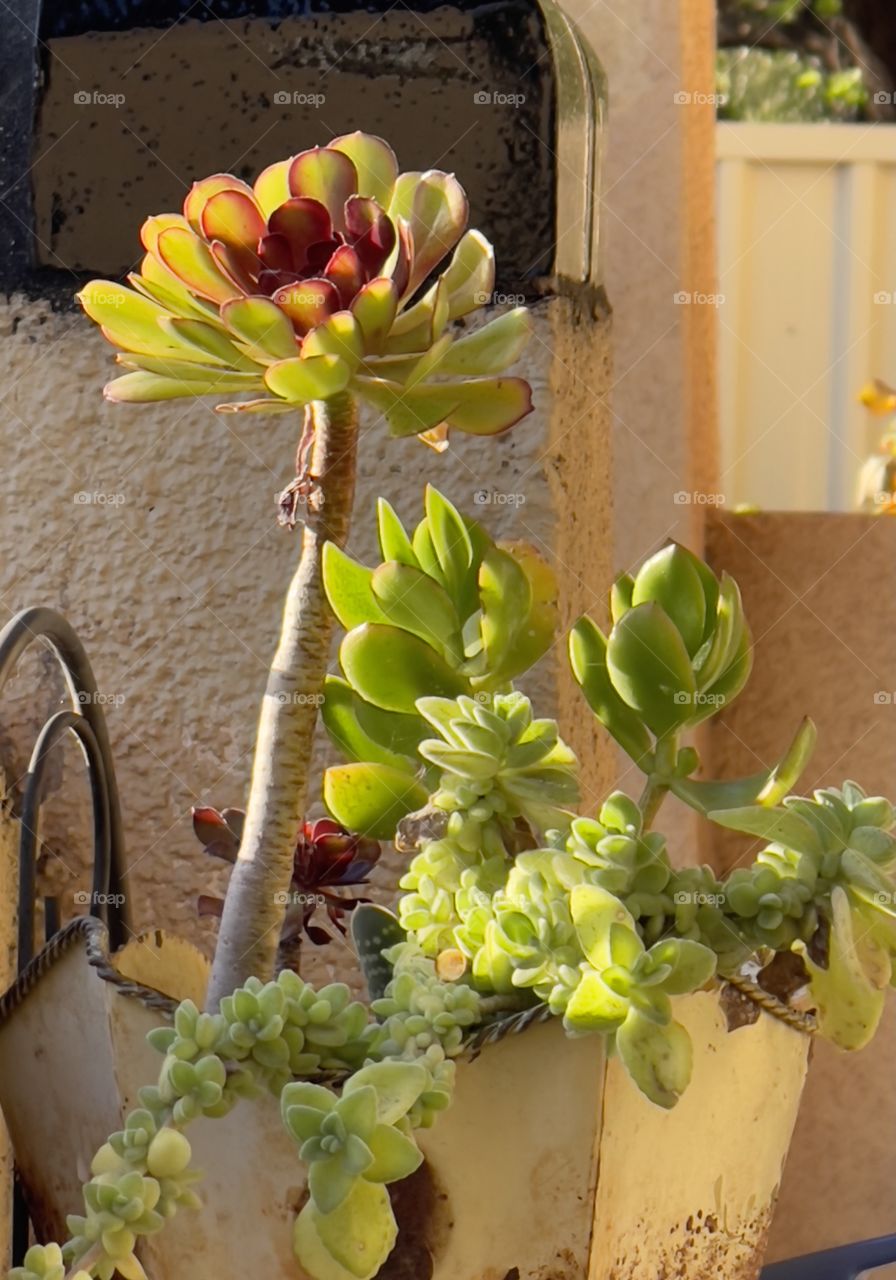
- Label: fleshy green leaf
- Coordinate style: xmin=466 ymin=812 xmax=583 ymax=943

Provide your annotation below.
xmin=354 ymin=376 xmax=533 ymax=437
xmin=323 ymin=544 xmax=389 ymax=630
xmin=647 ymin=938 xmax=717 ymax=994
xmin=351 ymin=279 xmax=399 ymax=355
xmin=563 ymin=969 xmax=630 ymax=1033
xmin=321 ymin=677 xmax=414 ymax=769
xmin=671 ymin=717 xmax=816 ymax=814
xmin=477 ymin=546 xmax=531 ymax=681
xmin=221 ymin=296 xmax=299 ymax=361
xmin=331 ymin=133 xmax=399 ymax=206
xmin=606 ymin=603 xmax=697 ymax=738
xmin=309 ymin=1160 xmax=359 ymax=1215
xmin=323 ymin=763 xmax=428 ymax=840
xmin=156 ymin=227 xmax=242 ymax=304
xmin=706 ymin=804 xmax=822 ymax=855
xmin=294 ymin=1180 xmax=397 ymax=1280
xmin=351 ymin=905 xmax=407 ymax=1001
xmin=343 ymin=1061 xmax=428 ymax=1123
xmin=570 ymin=884 xmax=639 ymax=970
xmin=264 ymin=353 xmax=351 ymax=402
xmin=79 ymin=281 xmax=199 ymax=359
xmin=289 ymin=147 xmax=359 ymax=233
xmin=795 ymin=887 xmax=889 ymax=1050
xmin=104 ymin=371 xmax=246 ymax=402
xmin=434 ymin=308 xmax=531 ymax=376
xmin=569 ymin=617 xmax=654 ymax=766
xmin=364 ymin=1124 xmax=424 ymax=1183
xmin=616 ymin=1013 xmax=694 ymax=1109
xmin=371 ymin=561 xmax=463 ymax=664
xmin=302 ymin=313 xmax=364 ymax=370
xmin=376 ymin=498 xmax=418 ymax=566
xmin=632 ymin=544 xmax=708 ymax=659
xmin=340 ymin=624 xmax=468 ymax=714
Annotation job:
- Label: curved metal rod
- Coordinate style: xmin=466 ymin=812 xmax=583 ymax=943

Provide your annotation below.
xmin=0 ymin=607 xmax=128 ymax=953
xmin=18 ymin=711 xmax=113 ymax=968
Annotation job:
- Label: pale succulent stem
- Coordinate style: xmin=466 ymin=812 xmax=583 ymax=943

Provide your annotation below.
xmin=206 ymin=395 xmax=359 ymax=1011
xmin=65 ymin=1242 xmax=103 ymax=1278
xmin=638 ymin=734 xmax=679 ymax=831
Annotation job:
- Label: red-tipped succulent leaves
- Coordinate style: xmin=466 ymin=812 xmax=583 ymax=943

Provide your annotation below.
xmin=78 ymin=132 xmax=532 ymax=441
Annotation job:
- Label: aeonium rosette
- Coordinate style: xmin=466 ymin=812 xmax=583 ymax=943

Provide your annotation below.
xmin=77 ymin=132 xmax=533 ymax=444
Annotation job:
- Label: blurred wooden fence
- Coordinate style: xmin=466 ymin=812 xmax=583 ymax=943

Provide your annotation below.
xmin=716 ymin=122 xmax=896 ymax=512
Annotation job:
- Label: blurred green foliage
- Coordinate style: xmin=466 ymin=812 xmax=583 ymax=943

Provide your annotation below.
xmin=717 ymin=0 xmax=870 ymax=121
xmin=717 ymin=50 xmax=867 ymax=121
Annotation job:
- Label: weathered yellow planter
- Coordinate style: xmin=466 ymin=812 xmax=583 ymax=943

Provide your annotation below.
xmin=0 ymin=922 xmax=810 ymax=1279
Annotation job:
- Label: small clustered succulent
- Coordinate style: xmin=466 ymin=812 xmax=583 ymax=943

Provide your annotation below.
xmin=26 ymin=943 xmax=481 ymax=1280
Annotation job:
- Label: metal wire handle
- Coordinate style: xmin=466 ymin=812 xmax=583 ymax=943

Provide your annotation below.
xmin=0 ymin=607 xmax=129 ymax=962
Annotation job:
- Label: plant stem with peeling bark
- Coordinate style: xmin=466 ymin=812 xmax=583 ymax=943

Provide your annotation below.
xmin=206 ymin=394 xmax=358 ymax=1010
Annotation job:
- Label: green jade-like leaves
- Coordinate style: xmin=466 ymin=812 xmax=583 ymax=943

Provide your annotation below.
xmin=321 ymin=488 xmax=562 ymax=835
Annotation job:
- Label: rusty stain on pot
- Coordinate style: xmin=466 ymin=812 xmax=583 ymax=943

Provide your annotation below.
xmin=604 ymin=1205 xmax=775 ymax=1279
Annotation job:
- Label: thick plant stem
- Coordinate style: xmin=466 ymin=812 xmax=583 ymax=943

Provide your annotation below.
xmin=638 ymin=734 xmax=679 ymax=830
xmin=206 ymin=395 xmax=358 ymax=1010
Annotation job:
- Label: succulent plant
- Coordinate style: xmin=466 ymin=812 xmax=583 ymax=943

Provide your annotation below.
xmin=322 ymin=487 xmax=561 ymax=836
xmin=195 ymin=810 xmax=381 ymax=948
xmin=564 ymin=886 xmax=717 ymax=1108
xmin=10 ymin=1247 xmax=88 ymax=1280
xmin=284 ymin=1060 xmax=430 ymax=1280
xmin=281 ymin=1065 xmax=424 ymax=1213
xmin=571 ymin=543 xmax=752 ymax=764
xmin=368 ymin=940 xmax=483 ymax=1058
xmin=419 ymin=692 xmax=579 ymax=838
xmin=77 ymin=133 xmax=531 ymax=441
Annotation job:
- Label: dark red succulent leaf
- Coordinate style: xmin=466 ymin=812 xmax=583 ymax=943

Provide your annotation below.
xmin=267 ymin=197 xmax=333 ymax=271
xmin=193 ymin=813 xmax=379 ymax=952
xmin=324 ymin=245 xmax=366 ymax=308
xmin=192 ymin=805 xmax=242 ymax=863
xmin=344 ymin=196 xmax=396 ymax=278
